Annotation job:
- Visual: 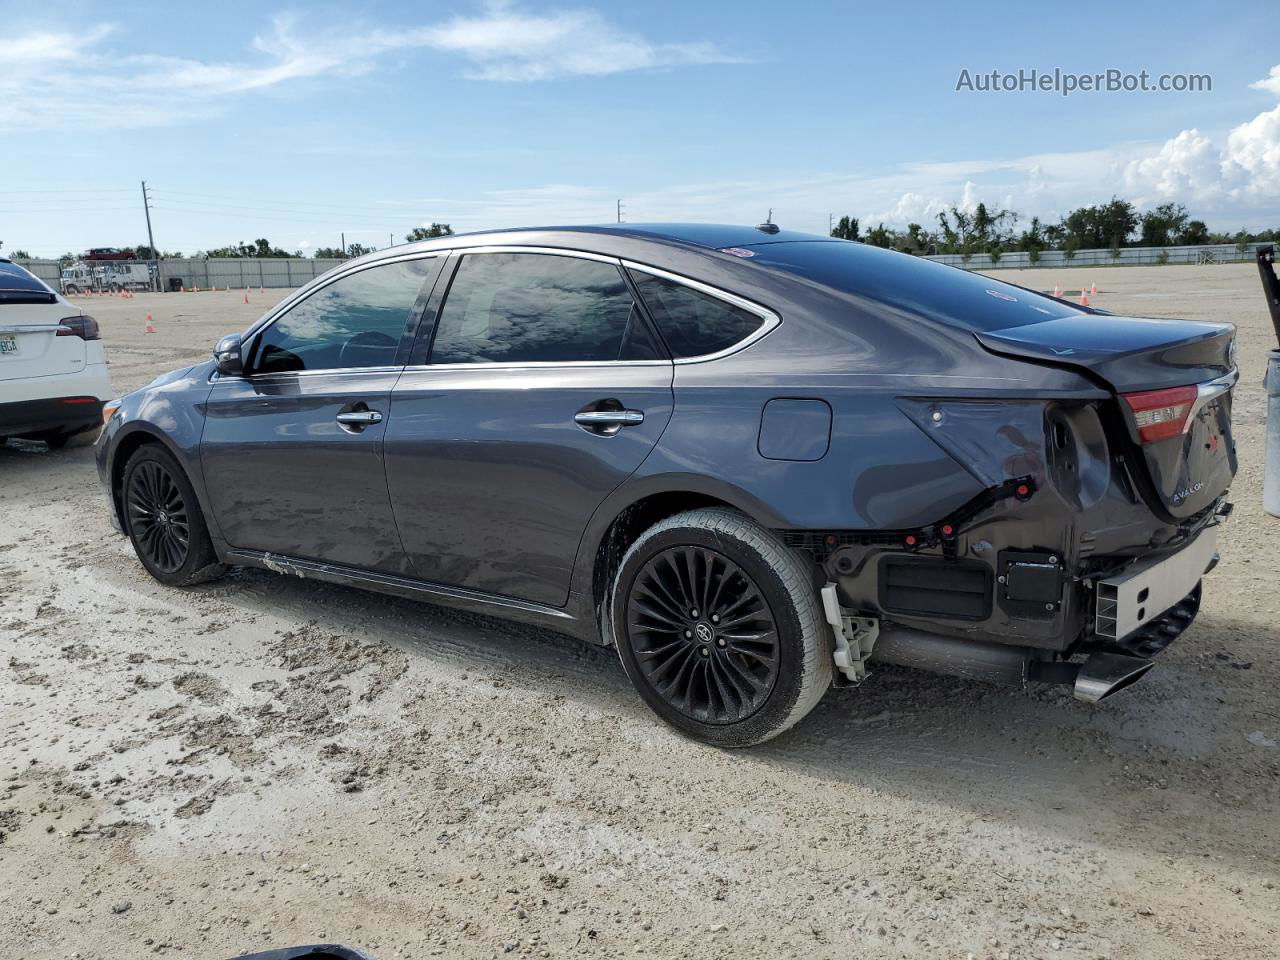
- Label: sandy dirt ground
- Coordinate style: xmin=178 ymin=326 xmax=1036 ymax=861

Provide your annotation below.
xmin=2 ymin=265 xmax=1278 ymax=959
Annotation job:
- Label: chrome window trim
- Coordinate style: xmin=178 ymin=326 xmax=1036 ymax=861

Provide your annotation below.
xmin=212 ymin=364 xmax=406 ymax=384
xmin=401 ymin=358 xmax=671 ymax=372
xmin=448 ymin=245 xmax=621 ymax=265
xmin=620 ymin=260 xmax=781 ymax=364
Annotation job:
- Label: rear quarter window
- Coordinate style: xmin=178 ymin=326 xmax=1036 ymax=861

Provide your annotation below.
xmin=746 ymin=241 xmax=1079 ymax=333
xmin=628 ymin=270 xmax=765 ymax=358
xmin=0 ymin=260 xmax=57 ymax=305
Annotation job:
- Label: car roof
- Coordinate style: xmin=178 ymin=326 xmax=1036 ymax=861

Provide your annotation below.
xmin=396 ymin=223 xmax=837 ymax=254
xmin=501 ymin=223 xmax=836 ymax=249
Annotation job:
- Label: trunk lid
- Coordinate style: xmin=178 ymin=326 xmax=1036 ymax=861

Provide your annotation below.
xmin=0 ymin=302 xmax=88 ymax=382
xmin=976 ymin=314 xmax=1236 ymax=519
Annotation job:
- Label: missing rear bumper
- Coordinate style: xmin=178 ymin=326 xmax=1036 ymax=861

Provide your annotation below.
xmin=1095 ymin=527 xmax=1218 ymax=642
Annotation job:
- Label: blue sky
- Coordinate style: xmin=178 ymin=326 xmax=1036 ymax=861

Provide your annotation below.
xmin=2 ymin=0 xmax=1278 ymax=257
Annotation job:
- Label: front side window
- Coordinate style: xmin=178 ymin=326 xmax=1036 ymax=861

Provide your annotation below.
xmin=252 ymin=258 xmax=434 ymax=373
xmin=627 ymin=270 xmax=766 ymax=359
xmin=429 ymin=252 xmax=662 ymax=364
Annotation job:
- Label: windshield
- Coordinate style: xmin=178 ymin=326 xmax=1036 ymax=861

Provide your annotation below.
xmin=745 ymin=240 xmax=1081 ymax=332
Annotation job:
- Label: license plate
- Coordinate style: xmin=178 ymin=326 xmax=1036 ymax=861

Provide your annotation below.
xmin=0 ymin=335 xmax=16 ymax=355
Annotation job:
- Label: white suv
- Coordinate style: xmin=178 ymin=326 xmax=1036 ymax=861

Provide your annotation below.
xmin=0 ymin=258 xmax=112 ymax=448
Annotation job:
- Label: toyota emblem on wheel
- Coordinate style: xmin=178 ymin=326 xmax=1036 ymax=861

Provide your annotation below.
xmin=695 ymin=622 xmax=713 ymax=643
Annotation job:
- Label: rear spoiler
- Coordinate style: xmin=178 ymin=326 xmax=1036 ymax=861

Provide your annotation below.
xmin=1257 ymin=245 xmax=1280 ymax=348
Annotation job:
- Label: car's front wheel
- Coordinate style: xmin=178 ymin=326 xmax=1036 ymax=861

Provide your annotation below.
xmin=610 ymin=507 xmax=833 ymax=747
xmin=121 ymin=444 xmax=226 ymax=587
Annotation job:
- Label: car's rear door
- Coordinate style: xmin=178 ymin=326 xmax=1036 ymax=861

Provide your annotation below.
xmin=384 ymin=248 xmax=674 ymax=608
xmin=200 ymin=255 xmax=442 ymax=574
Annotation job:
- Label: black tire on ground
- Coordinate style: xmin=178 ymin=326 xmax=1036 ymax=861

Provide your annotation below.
xmin=121 ymin=443 xmax=227 ymax=587
xmin=609 ymin=507 xmax=833 ymax=747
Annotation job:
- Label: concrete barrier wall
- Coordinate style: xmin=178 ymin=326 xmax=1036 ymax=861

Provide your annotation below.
xmin=925 ymin=243 xmax=1267 ymax=270
xmin=14 ymin=241 xmax=1269 ymax=293
xmin=13 ymin=256 xmax=347 ymax=291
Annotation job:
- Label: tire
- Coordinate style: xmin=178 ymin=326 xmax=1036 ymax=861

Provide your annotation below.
xmin=609 ymin=507 xmax=833 ymax=747
xmin=121 ymin=443 xmax=226 ymax=587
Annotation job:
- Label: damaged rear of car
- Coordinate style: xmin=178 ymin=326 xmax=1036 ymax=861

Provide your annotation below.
xmin=741 ymin=239 xmax=1235 ymax=703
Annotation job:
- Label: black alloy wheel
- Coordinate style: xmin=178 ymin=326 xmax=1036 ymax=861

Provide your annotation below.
xmin=625 ymin=545 xmax=781 ymax=725
xmin=126 ymin=458 xmax=192 ymax=574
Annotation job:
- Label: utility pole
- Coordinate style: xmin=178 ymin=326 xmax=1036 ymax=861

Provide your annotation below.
xmin=341 ymin=232 xmax=346 ymax=257
xmin=616 ymin=199 xmax=624 ymax=224
xmin=141 ymin=180 xmax=159 ymax=292
xmin=389 ymin=232 xmax=394 ymax=248
xmin=829 ymin=213 xmax=834 ymax=235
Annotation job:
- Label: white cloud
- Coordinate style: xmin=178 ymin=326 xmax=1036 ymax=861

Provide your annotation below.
xmin=0 ymin=25 xmax=111 ymax=64
xmin=1123 ymin=128 xmax=1222 ymax=199
xmin=1250 ymin=64 xmax=1280 ymax=98
xmin=0 ymin=5 xmax=747 ymax=130
xmin=393 ymin=4 xmax=749 ymax=81
xmin=1222 ymin=104 xmax=1280 ymax=190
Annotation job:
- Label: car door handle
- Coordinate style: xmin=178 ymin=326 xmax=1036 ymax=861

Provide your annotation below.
xmin=336 ymin=410 xmax=384 ymax=426
xmin=574 ymin=410 xmax=644 ymax=427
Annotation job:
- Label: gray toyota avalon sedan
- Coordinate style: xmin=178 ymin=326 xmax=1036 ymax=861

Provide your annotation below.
xmin=96 ymin=223 xmax=1236 ymax=746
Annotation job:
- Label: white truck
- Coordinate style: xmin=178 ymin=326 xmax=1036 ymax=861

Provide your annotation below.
xmin=60 ymin=260 xmax=154 ymax=295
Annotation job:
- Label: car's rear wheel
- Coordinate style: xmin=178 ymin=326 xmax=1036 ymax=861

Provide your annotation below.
xmin=610 ymin=507 xmax=832 ymax=747
xmin=122 ymin=444 xmax=226 ymax=587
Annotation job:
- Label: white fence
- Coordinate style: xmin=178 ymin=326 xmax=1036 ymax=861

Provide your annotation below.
xmin=13 ymin=256 xmax=347 ymax=292
xmin=926 ymin=242 xmax=1267 ymax=270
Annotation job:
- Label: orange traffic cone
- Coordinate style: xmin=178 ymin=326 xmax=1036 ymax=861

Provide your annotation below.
xmin=1090 ymin=281 xmax=1098 ymax=296
xmin=1078 ymin=290 xmax=1090 ymax=306
xmin=1052 ymin=283 xmax=1062 ymax=297
xmin=144 ymin=313 xmax=156 ymax=334
xmin=243 ymin=290 xmax=249 ymax=304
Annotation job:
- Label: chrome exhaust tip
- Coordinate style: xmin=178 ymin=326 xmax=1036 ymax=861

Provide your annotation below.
xmin=1073 ymin=653 xmax=1154 ymax=703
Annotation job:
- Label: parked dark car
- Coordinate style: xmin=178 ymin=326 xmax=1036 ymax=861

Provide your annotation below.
xmin=96 ymin=224 xmax=1237 ymax=745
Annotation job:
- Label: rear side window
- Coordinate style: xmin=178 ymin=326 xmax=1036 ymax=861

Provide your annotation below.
xmin=0 ymin=260 xmax=56 ymax=305
xmin=252 ymin=258 xmax=433 ymax=373
xmin=746 ymin=241 xmax=1077 ymax=332
xmin=628 ymin=271 xmax=764 ymax=358
xmin=430 ymin=253 xmax=662 ymax=364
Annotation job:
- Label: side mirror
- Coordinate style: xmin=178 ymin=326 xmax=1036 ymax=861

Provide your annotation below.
xmin=214 ymin=334 xmax=244 ymax=376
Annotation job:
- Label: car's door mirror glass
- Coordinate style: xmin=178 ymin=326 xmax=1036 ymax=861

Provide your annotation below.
xmin=213 ymin=334 xmax=243 ymax=376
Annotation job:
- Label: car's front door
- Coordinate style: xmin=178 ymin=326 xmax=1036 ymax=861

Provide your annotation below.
xmin=384 ymin=249 xmax=674 ymax=607
xmin=201 ymin=255 xmax=441 ymax=574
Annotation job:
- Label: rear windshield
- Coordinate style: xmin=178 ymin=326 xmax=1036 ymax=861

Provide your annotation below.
xmin=744 ymin=241 xmax=1078 ymax=332
xmin=0 ymin=260 xmax=56 ymax=304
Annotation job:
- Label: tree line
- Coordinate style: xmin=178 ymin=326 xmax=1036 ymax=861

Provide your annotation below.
xmin=830 ymin=199 xmax=1279 ymax=262
xmin=41 ymin=223 xmax=455 ymax=265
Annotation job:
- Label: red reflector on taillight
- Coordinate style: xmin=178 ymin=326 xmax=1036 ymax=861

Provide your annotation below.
xmin=56 ymin=315 xmax=100 ymax=340
xmin=1121 ymin=385 xmax=1197 ymax=443
xmin=61 ymin=396 xmax=99 ymax=405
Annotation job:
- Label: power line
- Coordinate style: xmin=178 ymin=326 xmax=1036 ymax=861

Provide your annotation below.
xmin=151 ymin=201 xmax=413 ymax=229
xmin=153 ymin=188 xmax=426 ymax=215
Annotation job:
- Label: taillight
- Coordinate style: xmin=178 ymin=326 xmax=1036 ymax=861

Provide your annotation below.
xmin=1121 ymin=385 xmax=1197 ymax=443
xmin=57 ymin=315 xmax=100 ymax=340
